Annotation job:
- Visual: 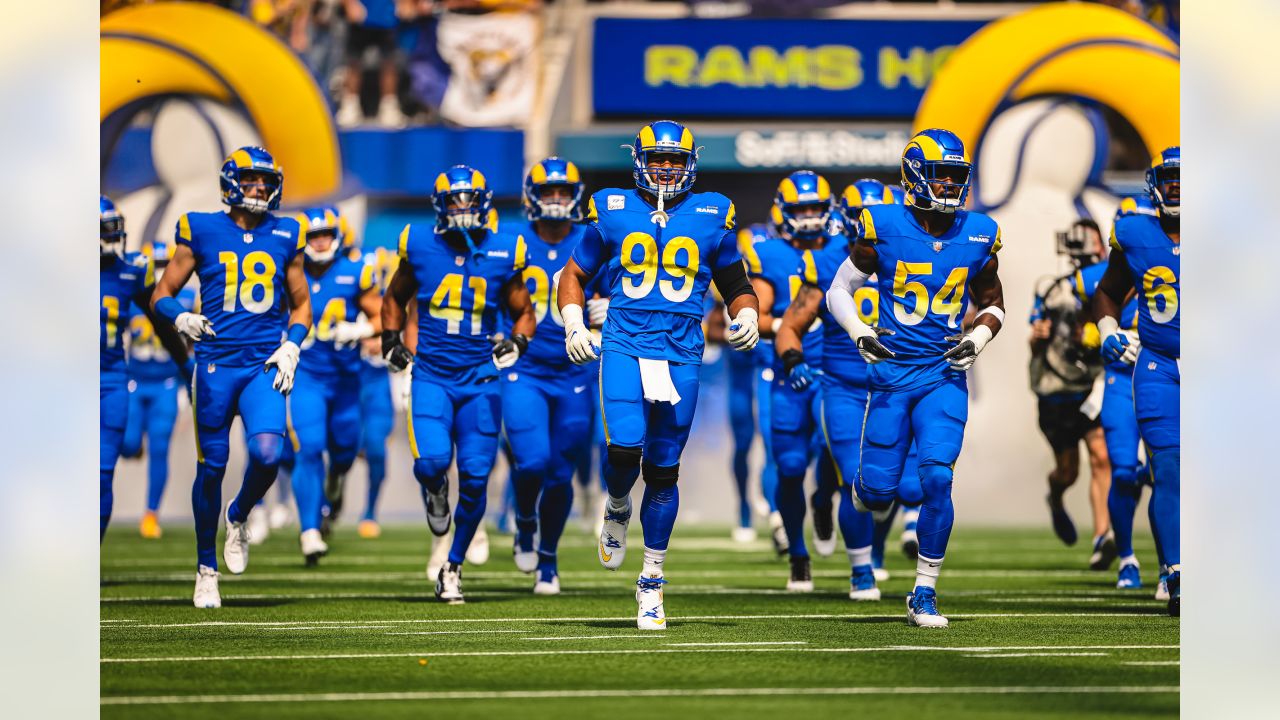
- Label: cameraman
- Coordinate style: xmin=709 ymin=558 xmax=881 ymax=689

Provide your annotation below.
xmin=1029 ymin=219 xmax=1115 ymax=570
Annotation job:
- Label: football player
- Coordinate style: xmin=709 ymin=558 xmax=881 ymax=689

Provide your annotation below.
xmin=123 ymin=240 xmax=196 ymax=539
xmin=501 ymin=157 xmax=596 ymax=594
xmin=288 ymin=207 xmax=381 ymax=565
xmin=1092 ymin=148 xmax=1180 ymax=616
xmin=100 ymin=197 xmax=188 ymax=542
xmin=151 ymin=147 xmax=313 ymax=609
xmin=556 ymin=120 xmax=760 ymax=629
xmin=744 ymin=170 xmax=842 ymax=591
xmin=358 ymin=245 xmax=399 ymax=539
xmin=380 ymin=165 xmax=536 ymax=605
xmin=827 ymin=130 xmax=1007 ymax=628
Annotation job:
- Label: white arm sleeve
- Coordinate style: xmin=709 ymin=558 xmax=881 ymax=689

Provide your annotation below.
xmin=826 ymin=258 xmax=874 ymax=340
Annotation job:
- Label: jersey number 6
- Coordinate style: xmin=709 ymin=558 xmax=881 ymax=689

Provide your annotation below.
xmin=620 ymin=232 xmax=699 ymax=303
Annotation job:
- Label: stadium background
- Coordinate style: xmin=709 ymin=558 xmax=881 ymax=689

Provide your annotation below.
xmin=100 ymin=0 xmax=1178 ymax=529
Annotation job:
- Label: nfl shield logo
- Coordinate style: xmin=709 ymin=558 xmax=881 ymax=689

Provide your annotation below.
xmin=207 ymin=363 xmax=216 ymax=374
xmin=548 ymin=249 xmax=558 ymax=260
xmin=933 ymin=241 xmax=943 ymax=252
xmin=455 ymin=256 xmax=465 ymax=266
xmin=243 ymin=233 xmax=253 ymax=244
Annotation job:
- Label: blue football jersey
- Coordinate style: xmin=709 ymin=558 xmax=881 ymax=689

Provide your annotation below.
xmin=573 ymin=188 xmax=741 ymax=364
xmin=127 ymin=285 xmax=195 ymax=381
xmin=359 ymin=247 xmax=400 ymax=369
xmin=742 ymin=235 xmax=826 ymax=371
xmin=301 ymin=251 xmax=377 ymax=377
xmin=812 ymin=240 xmax=879 ymax=387
xmin=101 ymin=252 xmax=154 ymax=376
xmin=398 ymin=224 xmax=527 ymax=373
xmin=1110 ymin=214 xmax=1180 ymax=358
xmin=511 ymin=221 xmax=591 ymax=371
xmin=859 ymin=205 xmax=1002 ymax=391
xmin=175 ymin=211 xmax=304 ymax=364
xmin=1077 ymin=261 xmax=1139 ymax=372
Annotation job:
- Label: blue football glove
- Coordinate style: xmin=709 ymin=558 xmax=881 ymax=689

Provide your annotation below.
xmin=1101 ymin=328 xmax=1141 ymax=365
xmin=780 ymin=349 xmax=814 ymax=391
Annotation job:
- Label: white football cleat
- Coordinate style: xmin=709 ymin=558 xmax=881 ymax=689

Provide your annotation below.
xmin=812 ymin=506 xmax=837 ymax=558
xmin=848 ymin=565 xmax=881 ymax=601
xmin=906 ymin=587 xmax=949 ymax=628
xmin=598 ymin=497 xmax=632 ymax=570
xmin=533 ymin=574 xmax=561 ymax=596
xmin=465 ymin=525 xmax=490 ymax=566
xmin=786 ymin=556 xmax=814 ymax=592
xmin=247 ymin=506 xmax=269 ymax=546
xmin=268 ymin=502 xmax=290 ymax=530
xmin=636 ymin=575 xmax=668 ymax=630
xmin=873 ymin=567 xmax=890 ymax=582
xmin=193 ymin=565 xmax=221 ymax=609
xmin=223 ymin=505 xmax=251 ymax=575
xmin=435 ymin=562 xmax=465 ymax=605
xmin=513 ymin=530 xmax=539 ymax=574
xmin=426 ymin=531 xmax=451 ymax=582
xmin=769 ymin=511 xmax=789 ymax=556
xmin=731 ymin=526 xmax=758 ymax=544
xmin=300 ymin=529 xmax=328 ymax=567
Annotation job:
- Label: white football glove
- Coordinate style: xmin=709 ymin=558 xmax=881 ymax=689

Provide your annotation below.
xmin=562 ymin=304 xmax=599 ymax=365
xmin=587 ymin=297 xmax=610 ymax=328
xmin=264 ymin=341 xmax=301 ymax=395
xmin=332 ymin=316 xmax=374 ymax=349
xmin=726 ymin=307 xmax=760 ymax=351
xmin=1099 ymin=316 xmax=1142 ymax=365
xmin=174 ymin=312 xmax=215 ymax=341
xmin=942 ymin=325 xmax=993 ymax=372
xmin=492 ymin=334 xmax=527 ymax=370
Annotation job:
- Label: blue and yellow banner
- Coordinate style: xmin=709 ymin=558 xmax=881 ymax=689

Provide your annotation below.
xmin=593 ymin=18 xmax=986 ymax=118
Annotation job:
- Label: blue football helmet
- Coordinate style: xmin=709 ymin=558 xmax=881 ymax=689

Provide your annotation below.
xmin=1146 ymin=146 xmax=1180 ymax=218
xmin=1114 ymin=194 xmax=1159 ymax=222
xmin=524 ymin=156 xmax=585 ymax=222
xmin=630 ymin=120 xmax=698 ymax=200
xmin=839 ymin=179 xmax=895 ymax=239
xmin=901 ymin=128 xmax=972 ymax=213
xmin=220 ymin=146 xmax=283 ymax=213
xmin=144 ymin=239 xmax=173 ymax=269
xmin=774 ymin=170 xmax=833 ymax=242
xmin=297 ymin=207 xmax=341 ymax=263
xmin=100 ymin=195 xmax=125 ymax=257
xmin=889 ymin=185 xmax=905 ymax=204
xmin=432 ymin=165 xmax=493 ymax=235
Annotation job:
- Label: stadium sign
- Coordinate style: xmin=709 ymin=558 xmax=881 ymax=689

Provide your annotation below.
xmin=592 ymin=18 xmax=986 ymax=118
xmin=558 ymin=128 xmax=907 ymax=171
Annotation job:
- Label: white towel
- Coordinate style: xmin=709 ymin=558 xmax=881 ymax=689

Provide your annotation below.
xmin=1078 ymin=372 xmax=1105 ymax=421
xmin=638 ymin=358 xmax=682 ymax=405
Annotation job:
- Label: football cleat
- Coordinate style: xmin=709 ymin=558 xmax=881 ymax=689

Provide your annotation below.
xmin=849 ymin=564 xmax=882 ymax=601
xmin=358 ymin=519 xmax=381 ymax=539
xmin=1165 ymin=571 xmax=1180 ymax=617
xmin=324 ymin=470 xmax=346 ymax=524
xmin=425 ymin=486 xmax=452 ymax=536
xmin=1116 ymin=558 xmax=1142 ymax=589
xmin=223 ymin=505 xmax=251 ymax=575
xmin=731 ymin=526 xmax=758 ymax=544
xmin=786 ymin=555 xmax=814 ymax=592
xmin=900 ymin=528 xmax=919 ymax=561
xmin=636 ymin=575 xmax=668 ymax=630
xmin=873 ymin=567 xmax=890 ymax=582
xmin=193 ymin=565 xmax=221 ymax=609
xmin=812 ymin=504 xmax=836 ymax=558
xmin=598 ymin=497 xmax=632 ymax=570
xmin=139 ymin=511 xmax=162 ymax=540
xmin=1089 ymin=530 xmax=1118 ymax=570
xmin=906 ymin=586 xmax=949 ymax=628
xmin=513 ymin=525 xmax=538 ymax=574
xmin=426 ymin=531 xmax=451 ymax=582
xmin=300 ymin=529 xmax=328 ymax=567
xmin=268 ymin=502 xmax=291 ymax=530
xmin=247 ymin=505 xmax=270 ymax=546
xmin=1047 ymin=494 xmax=1078 ymax=546
xmin=1155 ymin=568 xmax=1171 ymax=601
xmin=435 ymin=562 xmax=465 ymax=605
xmin=769 ymin=511 xmax=789 ymax=556
xmin=466 ymin=525 xmax=490 ymax=565
xmin=533 ymin=570 xmax=561 ymax=596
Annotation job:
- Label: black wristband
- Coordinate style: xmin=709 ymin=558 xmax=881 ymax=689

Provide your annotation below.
xmin=780 ymin=348 xmax=805 ymax=374
xmin=511 ymin=333 xmax=529 ymax=355
xmin=381 ymin=329 xmax=402 ymax=356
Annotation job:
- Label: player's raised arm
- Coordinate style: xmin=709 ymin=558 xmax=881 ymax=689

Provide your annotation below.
xmin=775 ymin=283 xmax=822 ymax=391
xmin=493 ymin=274 xmax=535 ymax=370
xmin=379 ymin=260 xmax=418 ymax=372
xmin=942 ymin=251 xmax=1004 ymax=371
xmin=827 ymin=238 xmax=894 ymax=363
xmin=1092 ymin=243 xmax=1140 ymax=365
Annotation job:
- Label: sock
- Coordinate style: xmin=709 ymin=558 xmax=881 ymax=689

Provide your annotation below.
xmin=812 ymin=450 xmax=837 ymax=514
xmin=291 ymin=449 xmax=325 ymax=533
xmin=915 ymin=554 xmax=943 ymax=589
xmin=607 ymin=493 xmax=630 ymax=516
xmin=363 ymin=451 xmax=386 ymax=521
xmin=1119 ymin=554 xmax=1139 ymax=567
xmin=229 ymin=433 xmax=284 ymax=523
xmin=537 ymin=480 xmax=572 ymax=557
xmin=1107 ymin=474 xmax=1142 ymax=558
xmin=513 ymin=468 xmax=541 ymax=545
xmin=537 ymin=550 xmax=558 ymax=580
xmin=761 ymin=461 xmax=779 ymax=513
xmin=639 ymin=484 xmax=679 ymax=552
xmin=642 ymin=545 xmax=666 ymax=578
xmin=1147 ymin=480 xmax=1166 ymax=568
xmin=448 ymin=473 xmax=488 ymax=565
xmin=777 ymin=474 xmax=808 ymax=558
xmin=732 ymin=444 xmax=751 ymax=528
xmin=192 ymin=461 xmax=227 ymax=569
xmin=146 ymin=433 xmax=170 ymax=512
xmin=847 ymin=545 xmax=872 ymax=569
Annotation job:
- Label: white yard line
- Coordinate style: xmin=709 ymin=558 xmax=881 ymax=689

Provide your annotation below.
xmin=264 ymin=625 xmax=394 ymax=631
xmin=666 ymin=641 xmax=808 ymax=647
xmin=964 ymin=652 xmax=1111 ymax=658
xmin=385 ymin=630 xmax=531 ymax=636
xmin=101 ymin=685 xmax=1180 ymax=705
xmin=522 ymin=635 xmax=666 ymax=641
xmin=1123 ymin=661 xmax=1180 ymax=666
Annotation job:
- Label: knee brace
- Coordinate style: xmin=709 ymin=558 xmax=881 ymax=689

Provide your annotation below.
xmin=246 ymin=433 xmax=284 ymax=469
xmin=607 ymin=444 xmax=643 ymax=471
xmin=919 ymin=463 xmax=954 ymax=501
xmin=642 ymin=461 xmax=679 ymax=491
xmin=413 ymin=456 xmax=450 ymax=483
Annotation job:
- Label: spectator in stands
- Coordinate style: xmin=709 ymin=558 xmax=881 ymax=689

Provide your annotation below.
xmin=336 ymin=0 xmax=410 ymax=127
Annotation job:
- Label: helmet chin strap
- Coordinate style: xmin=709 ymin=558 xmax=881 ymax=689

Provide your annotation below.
xmin=305 ymin=245 xmax=337 ymax=263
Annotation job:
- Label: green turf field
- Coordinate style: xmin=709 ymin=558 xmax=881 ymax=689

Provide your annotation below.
xmin=100 ymin=522 xmax=1178 ymax=718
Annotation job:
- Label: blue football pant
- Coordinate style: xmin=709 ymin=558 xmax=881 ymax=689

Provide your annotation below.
xmin=817 ymin=376 xmax=882 ymax=556
xmin=858 ymin=375 xmax=967 ymax=563
xmin=598 ymin=350 xmax=700 ymax=552
xmin=756 ymin=368 xmax=779 ymax=512
xmin=1100 ymin=366 xmax=1150 ymax=560
xmin=123 ymin=378 xmax=180 ymax=513
xmin=1134 ymin=349 xmax=1179 ymax=568
xmin=290 ymin=368 xmax=362 ymax=533
xmin=503 ymin=367 xmax=593 ymax=568
xmin=190 ymin=361 xmax=287 ymax=569
xmin=359 ymin=363 xmax=394 ymax=522
xmin=727 ymin=349 xmax=756 ymax=528
xmin=101 ymin=374 xmax=129 ymax=541
xmin=771 ymin=379 xmax=834 ymax=558
xmin=871 ymin=450 xmax=921 ymax=567
xmin=408 ymin=372 xmax=501 ymax=565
